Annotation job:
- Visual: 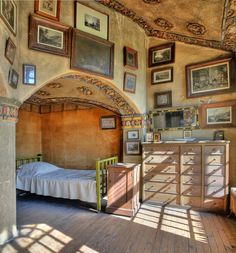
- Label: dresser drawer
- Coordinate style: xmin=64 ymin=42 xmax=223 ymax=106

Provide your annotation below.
xmin=144 ymin=155 xmax=179 ymax=164
xmin=203 ymin=198 xmax=224 ymax=210
xmin=181 ymin=165 xmax=201 ymax=175
xmin=143 ymin=191 xmax=179 ymax=205
xmin=205 ymin=186 xmax=225 ymax=198
xmin=205 ymin=155 xmax=225 ymax=165
xmin=205 ymin=176 xmax=224 ymax=187
xmin=181 ymin=145 xmax=201 ymax=155
xmin=181 ymin=175 xmax=201 ymax=185
xmin=205 ymin=165 xmax=225 ymax=176
xmin=144 ymin=173 xmax=179 ymax=183
xmin=205 ymin=146 xmax=225 ymax=155
xmin=182 ymin=155 xmax=201 ymax=165
xmin=181 ymin=196 xmax=201 ymax=208
xmin=144 ymin=164 xmax=179 ymax=174
xmin=181 ymin=185 xmax=201 ymax=196
xmin=144 ymin=182 xmax=179 ymax=194
xmin=143 ymin=146 xmax=179 ymax=154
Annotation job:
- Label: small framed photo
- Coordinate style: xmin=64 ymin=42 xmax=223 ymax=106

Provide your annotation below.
xmin=154 ymin=90 xmax=172 ymax=108
xmin=152 ymin=67 xmax=173 ymax=85
xmin=183 ymin=130 xmax=192 ymax=139
xmin=127 ymin=130 xmax=139 ymax=140
xmin=124 ymin=47 xmax=138 ymax=69
xmin=23 ymin=64 xmax=36 ymax=85
xmin=153 ymin=132 xmax=161 ymax=142
xmin=8 ymin=68 xmax=18 ymax=89
xmin=123 ymin=72 xmax=136 ymax=93
xmin=146 ymin=132 xmax=153 ymax=142
xmin=214 ymin=130 xmax=224 ymax=140
xmin=75 ymin=1 xmax=108 ymax=40
xmin=186 ymin=57 xmax=235 ymax=98
xmin=5 ymin=37 xmax=16 ymax=65
xmin=200 ymin=100 xmax=236 ymax=128
xmin=100 ymin=115 xmax=116 ymax=130
xmin=35 ymin=0 xmax=61 ymax=21
xmin=125 ymin=141 xmax=140 ymax=155
xmin=29 ymin=14 xmax=72 ymax=57
xmin=0 ymin=0 xmax=17 ymax=35
xmin=148 ymin=43 xmax=175 ymax=67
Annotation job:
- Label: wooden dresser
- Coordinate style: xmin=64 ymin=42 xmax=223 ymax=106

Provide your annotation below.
xmin=106 ymin=163 xmax=140 ymax=216
xmin=142 ymin=141 xmax=229 ymax=212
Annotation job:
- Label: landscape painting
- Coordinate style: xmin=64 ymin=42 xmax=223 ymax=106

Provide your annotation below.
xmin=207 ymin=106 xmax=232 ymax=125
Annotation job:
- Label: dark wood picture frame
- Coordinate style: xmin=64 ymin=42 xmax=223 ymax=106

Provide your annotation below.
xmin=0 ymin=0 xmax=17 ymax=35
xmin=71 ymin=29 xmax=114 ymax=79
xmin=200 ymin=100 xmax=236 ymax=128
xmin=186 ymin=57 xmax=235 ymax=98
xmin=100 ymin=115 xmax=116 ymax=130
xmin=151 ymin=66 xmax=173 ymax=85
xmin=5 ymin=37 xmax=16 ymax=65
xmin=148 ymin=43 xmax=175 ymax=67
xmin=127 ymin=130 xmax=139 ymax=140
xmin=75 ymin=1 xmax=109 ymax=40
xmin=28 ymin=14 xmax=72 ymax=57
xmin=154 ymin=90 xmax=172 ymax=108
xmin=8 ymin=68 xmax=18 ymax=89
xmin=125 ymin=141 xmax=141 ymax=155
xmin=35 ymin=0 xmax=61 ymax=21
xmin=123 ymin=72 xmax=136 ymax=93
xmin=23 ymin=64 xmax=36 ymax=85
xmin=124 ymin=46 xmax=138 ymax=69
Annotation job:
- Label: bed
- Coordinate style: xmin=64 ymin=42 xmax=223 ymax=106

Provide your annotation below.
xmin=16 ymin=154 xmax=118 ymax=212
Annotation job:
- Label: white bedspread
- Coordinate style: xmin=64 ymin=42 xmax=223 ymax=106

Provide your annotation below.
xmin=16 ymin=162 xmax=97 ymax=203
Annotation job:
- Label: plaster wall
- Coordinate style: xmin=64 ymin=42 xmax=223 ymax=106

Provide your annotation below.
xmin=41 ymin=108 xmax=122 ymax=169
xmin=147 ymin=37 xmax=236 ymax=186
xmin=16 ymin=110 xmax=42 ymax=158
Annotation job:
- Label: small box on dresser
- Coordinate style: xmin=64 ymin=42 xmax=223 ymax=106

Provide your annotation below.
xmin=106 ymin=163 xmax=140 ymax=217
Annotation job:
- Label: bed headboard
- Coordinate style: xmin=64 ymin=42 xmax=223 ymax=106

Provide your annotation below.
xmin=16 ymin=154 xmax=43 ymax=169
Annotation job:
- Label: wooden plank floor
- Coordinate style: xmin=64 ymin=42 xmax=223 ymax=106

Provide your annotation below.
xmin=1 ymin=195 xmax=236 ymax=253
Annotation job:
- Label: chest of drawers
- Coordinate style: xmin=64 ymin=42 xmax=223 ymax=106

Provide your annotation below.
xmin=142 ymin=141 xmax=229 ymax=212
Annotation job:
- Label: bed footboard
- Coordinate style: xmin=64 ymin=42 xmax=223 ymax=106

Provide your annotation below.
xmin=96 ymin=156 xmax=118 ymax=212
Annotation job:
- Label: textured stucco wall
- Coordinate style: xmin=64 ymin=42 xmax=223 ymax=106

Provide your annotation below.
xmin=41 ymin=108 xmax=122 ymax=169
xmin=16 ymin=110 xmax=42 ymax=158
xmin=147 ymin=37 xmax=236 ymax=186
xmin=0 ymin=122 xmax=17 ymax=245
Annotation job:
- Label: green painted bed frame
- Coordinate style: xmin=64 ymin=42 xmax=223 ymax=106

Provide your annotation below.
xmin=16 ymin=154 xmax=118 ymax=212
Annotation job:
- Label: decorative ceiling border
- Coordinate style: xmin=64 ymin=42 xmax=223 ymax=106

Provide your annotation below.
xmin=95 ymin=0 xmax=233 ymax=51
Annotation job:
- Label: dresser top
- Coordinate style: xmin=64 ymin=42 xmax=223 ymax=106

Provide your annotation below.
xmin=142 ymin=140 xmax=230 ymax=145
xmin=108 ymin=163 xmax=140 ymax=169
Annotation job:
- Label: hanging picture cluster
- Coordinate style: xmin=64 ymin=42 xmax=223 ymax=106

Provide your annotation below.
xmin=148 ymin=42 xmax=175 ymax=109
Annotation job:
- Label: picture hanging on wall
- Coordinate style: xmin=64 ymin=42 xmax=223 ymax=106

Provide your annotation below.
xmin=8 ymin=68 xmax=18 ymax=89
xmin=23 ymin=64 xmax=36 ymax=85
xmin=148 ymin=43 xmax=175 ymax=67
xmin=75 ymin=1 xmax=109 ymax=40
xmin=154 ymin=90 xmax=172 ymax=108
xmin=5 ymin=37 xmax=16 ymax=65
xmin=151 ymin=66 xmax=173 ymax=85
xmin=35 ymin=0 xmax=61 ymax=21
xmin=125 ymin=141 xmax=141 ymax=155
xmin=123 ymin=72 xmax=136 ymax=93
xmin=0 ymin=0 xmax=17 ymax=35
xmin=124 ymin=47 xmax=138 ymax=69
xmin=127 ymin=130 xmax=139 ymax=140
xmin=186 ymin=57 xmax=235 ymax=98
xmin=28 ymin=14 xmax=72 ymax=57
xmin=100 ymin=115 xmax=116 ymax=130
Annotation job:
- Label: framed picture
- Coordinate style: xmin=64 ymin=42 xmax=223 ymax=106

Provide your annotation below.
xmin=148 ymin=43 xmax=175 ymax=67
xmin=183 ymin=130 xmax=192 ymax=139
xmin=71 ymin=29 xmax=114 ymax=79
xmin=124 ymin=47 xmax=138 ymax=69
xmin=5 ymin=37 xmax=16 ymax=65
xmin=153 ymin=132 xmax=161 ymax=142
xmin=75 ymin=1 xmax=108 ymax=40
xmin=186 ymin=57 xmax=235 ymax=98
xmin=28 ymin=14 xmax=72 ymax=57
xmin=127 ymin=130 xmax=139 ymax=140
xmin=0 ymin=0 xmax=17 ymax=35
xmin=123 ymin=72 xmax=136 ymax=93
xmin=154 ymin=90 xmax=172 ymax=108
xmin=214 ymin=130 xmax=224 ymax=140
xmin=35 ymin=0 xmax=61 ymax=21
xmin=200 ymin=101 xmax=236 ymax=128
xmin=125 ymin=141 xmax=140 ymax=155
xmin=146 ymin=132 xmax=153 ymax=142
xmin=23 ymin=64 xmax=36 ymax=85
xmin=8 ymin=68 xmax=18 ymax=89
xmin=100 ymin=115 xmax=116 ymax=129
xmin=152 ymin=67 xmax=173 ymax=85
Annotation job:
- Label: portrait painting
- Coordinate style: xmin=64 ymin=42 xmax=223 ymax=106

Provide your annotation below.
xmin=0 ymin=0 xmax=17 ymax=34
xmin=154 ymin=91 xmax=172 ymax=108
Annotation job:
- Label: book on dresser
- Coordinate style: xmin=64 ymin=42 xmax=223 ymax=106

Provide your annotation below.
xmin=142 ymin=141 xmax=230 ymax=212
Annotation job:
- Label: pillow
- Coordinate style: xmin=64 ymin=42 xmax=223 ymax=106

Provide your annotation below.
xmin=17 ymin=162 xmax=60 ymax=177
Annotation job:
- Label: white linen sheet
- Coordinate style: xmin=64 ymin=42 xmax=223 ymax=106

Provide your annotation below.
xmin=16 ymin=162 xmax=97 ymax=203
